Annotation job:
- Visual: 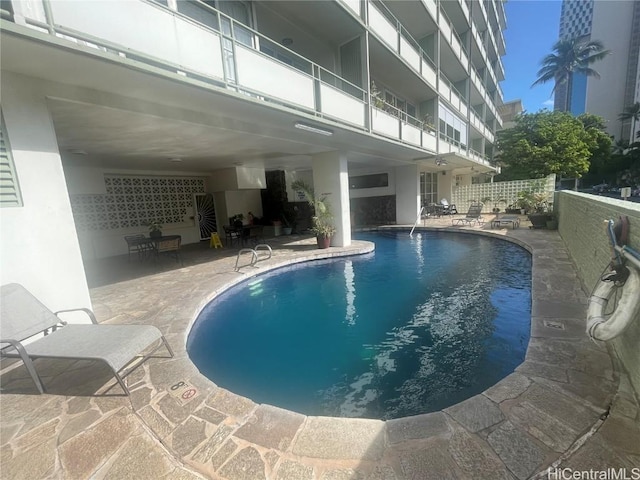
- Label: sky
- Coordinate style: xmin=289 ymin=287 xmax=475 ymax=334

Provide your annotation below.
xmin=501 ymin=0 xmax=562 ymax=113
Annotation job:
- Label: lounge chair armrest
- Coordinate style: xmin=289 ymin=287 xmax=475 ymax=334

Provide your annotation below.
xmin=54 ymin=308 xmax=98 ymax=324
xmin=1 ymin=338 xmax=28 ymax=357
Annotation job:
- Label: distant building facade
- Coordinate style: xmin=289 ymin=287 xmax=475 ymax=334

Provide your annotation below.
xmin=555 ymin=0 xmax=640 ymax=142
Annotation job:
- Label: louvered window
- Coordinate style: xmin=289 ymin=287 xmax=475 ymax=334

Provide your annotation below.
xmin=0 ymin=114 xmax=23 ymax=207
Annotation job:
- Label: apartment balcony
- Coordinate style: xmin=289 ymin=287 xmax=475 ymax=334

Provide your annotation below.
xmin=367 ymin=1 xmax=438 ymax=89
xmin=438 ymin=9 xmax=469 ymax=73
xmin=439 ymin=75 xmax=468 ymax=119
xmin=370 ymin=105 xmax=438 ymax=153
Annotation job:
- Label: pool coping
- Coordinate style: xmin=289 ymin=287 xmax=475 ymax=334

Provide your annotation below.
xmin=4 ymin=225 xmax=635 ymax=479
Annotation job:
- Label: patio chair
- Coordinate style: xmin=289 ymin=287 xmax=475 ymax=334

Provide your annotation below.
xmin=124 ymin=234 xmax=147 ymax=261
xmin=0 ymin=283 xmax=173 ymax=395
xmin=154 ymin=235 xmax=182 ymax=265
xmin=440 ymin=198 xmax=458 ymax=215
xmin=452 ymin=203 xmax=485 ymax=226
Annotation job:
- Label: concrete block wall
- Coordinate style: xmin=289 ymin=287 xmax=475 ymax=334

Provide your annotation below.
xmin=557 ymin=191 xmax=640 ymax=397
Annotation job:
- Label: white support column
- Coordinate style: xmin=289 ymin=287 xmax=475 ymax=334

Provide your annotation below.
xmin=395 ymin=164 xmax=420 ymax=225
xmin=0 ymin=73 xmax=92 ymax=321
xmin=311 ymin=152 xmax=351 ymax=247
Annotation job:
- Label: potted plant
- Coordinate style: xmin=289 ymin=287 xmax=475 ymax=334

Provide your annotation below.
xmin=291 ymin=179 xmax=336 ymax=249
xmin=146 ymin=220 xmax=163 ymax=238
xmin=527 ymin=192 xmax=552 ymax=229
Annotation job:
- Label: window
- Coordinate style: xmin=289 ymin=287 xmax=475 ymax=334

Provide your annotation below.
xmin=0 ymin=113 xmax=22 ymax=208
xmin=438 ymin=103 xmax=467 ymax=148
xmin=420 ymin=172 xmax=437 ymax=206
xmin=349 ymin=173 xmax=389 ymax=189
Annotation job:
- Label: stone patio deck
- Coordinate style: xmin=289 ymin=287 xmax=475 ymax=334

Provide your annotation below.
xmin=1 ymin=217 xmax=639 ymax=479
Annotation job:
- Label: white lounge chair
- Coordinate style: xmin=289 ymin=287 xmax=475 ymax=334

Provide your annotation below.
xmin=0 ymin=283 xmax=173 ymax=395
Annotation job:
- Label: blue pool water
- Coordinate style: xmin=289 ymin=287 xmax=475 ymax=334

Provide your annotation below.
xmin=187 ymin=231 xmax=531 ymax=419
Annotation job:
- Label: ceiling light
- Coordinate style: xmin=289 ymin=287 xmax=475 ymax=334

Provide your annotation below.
xmin=69 ymin=149 xmax=87 ymax=155
xmin=435 ymin=158 xmax=448 ymax=166
xmin=294 ymin=122 xmax=333 ymax=136
xmin=169 ymin=158 xmax=183 ymax=163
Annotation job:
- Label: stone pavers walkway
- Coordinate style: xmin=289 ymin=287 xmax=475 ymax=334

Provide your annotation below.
xmin=1 ymin=221 xmax=638 ymax=479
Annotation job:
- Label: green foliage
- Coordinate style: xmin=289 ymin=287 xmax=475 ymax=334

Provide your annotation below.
xmin=290 ymin=179 xmax=336 ymax=237
xmin=496 ymin=110 xmax=608 ymax=180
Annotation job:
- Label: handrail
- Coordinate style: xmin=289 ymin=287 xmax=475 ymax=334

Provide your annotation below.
xmin=234 ymin=244 xmax=273 ymax=271
xmin=410 ymin=206 xmax=425 ymax=236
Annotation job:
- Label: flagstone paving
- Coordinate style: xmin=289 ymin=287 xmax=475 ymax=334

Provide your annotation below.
xmin=1 ymin=218 xmax=638 ymax=479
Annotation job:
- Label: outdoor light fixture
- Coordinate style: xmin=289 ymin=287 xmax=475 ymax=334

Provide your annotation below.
xmin=435 ymin=158 xmax=448 ymax=166
xmin=169 ymin=158 xmax=183 ymax=163
xmin=294 ymin=122 xmax=334 ymax=136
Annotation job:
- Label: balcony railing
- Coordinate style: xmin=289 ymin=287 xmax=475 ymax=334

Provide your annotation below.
xmin=439 ymin=8 xmax=469 ymax=70
xmin=4 ymin=0 xmax=496 ymax=166
xmin=439 ymin=75 xmax=468 ymax=118
xmin=370 ymin=99 xmax=437 ymax=152
xmin=368 ymin=1 xmax=438 ymax=88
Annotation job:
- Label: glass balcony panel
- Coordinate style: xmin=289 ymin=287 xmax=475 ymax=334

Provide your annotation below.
xmin=48 ymin=0 xmax=225 ymax=79
xmin=421 ymin=0 xmax=438 ymax=20
xmin=339 ymin=0 xmax=361 ymax=17
xmin=401 ymin=122 xmax=421 ymax=146
xmin=369 ymin=4 xmax=398 ymax=52
xmin=319 ymin=84 xmax=366 ymax=127
xmin=399 ymin=37 xmax=421 ymax=72
xmin=15 ymin=0 xmax=47 ymax=23
xmin=439 ymin=81 xmax=451 ymax=100
xmin=439 ymin=16 xmax=452 ymax=46
xmin=421 ymin=59 xmax=437 ymax=88
xmin=422 ymin=130 xmax=437 ymax=152
xmin=372 ymin=108 xmax=400 ymax=139
xmin=235 ymin=45 xmax=314 ymax=109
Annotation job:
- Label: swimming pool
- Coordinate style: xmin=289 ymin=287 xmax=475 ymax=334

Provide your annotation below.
xmin=187 ymin=231 xmax=531 ymax=420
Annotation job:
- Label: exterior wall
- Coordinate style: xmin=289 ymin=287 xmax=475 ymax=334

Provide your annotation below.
xmin=557 ymin=191 xmax=640 ymax=397
xmin=65 ymin=165 xmax=208 ymax=259
xmin=0 ymin=73 xmax=92 ymax=319
xmin=224 ymin=190 xmax=263 ymax=224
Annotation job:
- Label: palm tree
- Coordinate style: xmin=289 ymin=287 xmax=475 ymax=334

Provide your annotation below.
xmin=532 ymin=37 xmax=610 ymax=112
xmin=619 ymin=102 xmax=640 ymax=143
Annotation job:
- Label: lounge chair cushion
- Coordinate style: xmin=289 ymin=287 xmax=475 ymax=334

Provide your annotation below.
xmin=4 ymin=324 xmax=164 ymax=373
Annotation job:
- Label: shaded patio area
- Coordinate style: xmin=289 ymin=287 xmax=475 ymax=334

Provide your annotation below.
xmin=1 ymin=219 xmax=639 ymax=479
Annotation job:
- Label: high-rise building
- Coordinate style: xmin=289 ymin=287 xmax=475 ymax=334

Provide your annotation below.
xmin=555 ymin=0 xmax=640 ymax=142
xmin=0 ymin=0 xmax=506 ymax=303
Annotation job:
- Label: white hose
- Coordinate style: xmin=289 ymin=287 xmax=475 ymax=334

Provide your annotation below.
xmin=587 ymin=266 xmax=640 ymax=341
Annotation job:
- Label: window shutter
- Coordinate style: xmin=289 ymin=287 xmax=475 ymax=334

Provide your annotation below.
xmin=0 ymin=116 xmax=22 ymax=207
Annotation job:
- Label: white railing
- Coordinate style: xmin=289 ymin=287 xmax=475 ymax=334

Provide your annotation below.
xmin=12 ymin=0 xmax=447 ymax=153
xmin=439 ymin=10 xmax=469 ymax=70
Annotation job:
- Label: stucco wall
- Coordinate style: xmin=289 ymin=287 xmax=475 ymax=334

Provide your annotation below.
xmin=0 ymin=73 xmax=92 ymax=319
xmin=557 ymin=191 xmax=640 ymax=397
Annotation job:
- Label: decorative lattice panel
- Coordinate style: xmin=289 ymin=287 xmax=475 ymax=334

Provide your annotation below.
xmin=452 ymin=175 xmax=556 ymax=213
xmin=70 ymin=175 xmax=206 ymax=231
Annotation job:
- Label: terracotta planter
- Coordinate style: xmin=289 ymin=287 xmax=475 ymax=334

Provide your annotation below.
xmin=316 ymin=235 xmax=331 ymax=249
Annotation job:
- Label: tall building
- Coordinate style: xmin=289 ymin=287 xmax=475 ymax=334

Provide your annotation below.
xmin=0 ymin=0 xmax=506 ymax=306
xmin=555 ymin=0 xmax=640 ymax=142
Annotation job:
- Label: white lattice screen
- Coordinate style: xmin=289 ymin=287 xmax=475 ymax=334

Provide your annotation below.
xmin=70 ymin=174 xmax=206 ymax=231
xmin=452 ymin=175 xmax=556 ymax=213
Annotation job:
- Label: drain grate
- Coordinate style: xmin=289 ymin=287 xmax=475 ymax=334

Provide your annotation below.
xmin=543 ymin=320 xmax=565 ymax=330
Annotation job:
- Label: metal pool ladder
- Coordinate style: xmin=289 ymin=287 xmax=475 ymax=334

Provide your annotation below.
xmin=234 ymin=244 xmax=272 ymax=271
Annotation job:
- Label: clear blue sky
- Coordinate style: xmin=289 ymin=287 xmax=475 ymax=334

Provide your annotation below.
xmin=501 ymin=0 xmax=562 ymax=113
